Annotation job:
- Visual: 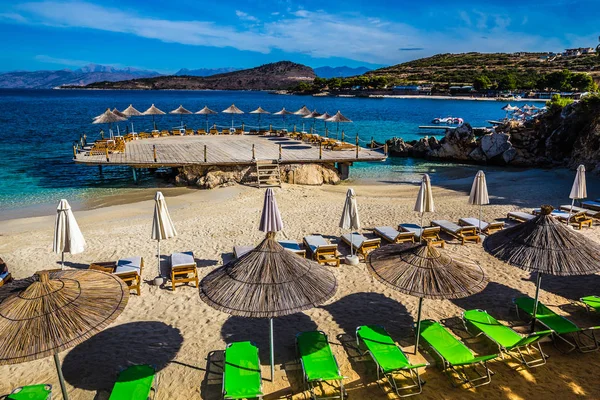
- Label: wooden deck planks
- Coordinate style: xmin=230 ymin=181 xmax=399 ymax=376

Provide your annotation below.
xmin=76 ymin=135 xmax=386 ymax=167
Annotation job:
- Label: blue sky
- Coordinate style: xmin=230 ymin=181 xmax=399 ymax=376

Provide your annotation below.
xmin=0 ymin=0 xmax=598 ymax=73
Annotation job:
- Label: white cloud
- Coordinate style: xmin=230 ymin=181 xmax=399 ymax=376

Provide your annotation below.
xmin=34 ymin=54 xmax=91 ymax=66
xmin=235 ymin=10 xmax=259 ymax=22
xmin=5 ymin=1 xmax=571 ymax=65
xmin=0 ymin=12 xmax=27 ymax=22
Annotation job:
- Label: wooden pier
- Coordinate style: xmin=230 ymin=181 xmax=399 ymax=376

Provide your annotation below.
xmin=74 ymin=135 xmax=387 ymax=168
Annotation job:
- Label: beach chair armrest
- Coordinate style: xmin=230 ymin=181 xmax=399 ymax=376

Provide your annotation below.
xmin=403 ymin=362 xmax=428 ymax=370
xmin=451 ymin=354 xmax=497 ymax=367
xmin=582 ymin=326 xmax=600 ymax=332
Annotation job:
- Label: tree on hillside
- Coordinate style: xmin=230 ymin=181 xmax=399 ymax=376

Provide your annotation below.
xmin=497 ymin=74 xmax=517 ymax=91
xmin=473 ymin=75 xmax=491 ymax=90
xmin=570 ymin=73 xmax=596 ymax=92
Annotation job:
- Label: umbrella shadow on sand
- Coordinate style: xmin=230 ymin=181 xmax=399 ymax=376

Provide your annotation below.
xmin=523 ymin=272 xmax=600 ymax=302
xmin=62 ymin=321 xmax=183 ymax=392
xmin=450 ymin=281 xmax=528 ymax=321
xmin=220 ymin=313 xmax=318 ymax=367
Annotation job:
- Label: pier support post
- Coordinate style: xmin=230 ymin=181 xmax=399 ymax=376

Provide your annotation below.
xmin=204 ymin=145 xmax=207 ymax=162
xmin=132 ymin=167 xmax=138 ymax=184
xmin=341 ymin=130 xmax=345 ymax=142
xmin=105 ymin=147 xmax=109 ymax=162
xmin=293 ymin=124 xmax=296 ymax=132
xmin=384 ymin=143 xmax=388 ymax=156
xmin=337 ymin=163 xmax=350 ymax=180
xmin=278 ymin=144 xmax=282 ymax=161
xmin=153 ymin=145 xmax=157 ymax=162
xmin=356 ymin=134 xmax=359 ymax=159
xmin=252 ymin=144 xmax=256 ymax=161
xmin=319 ymin=142 xmax=322 ymax=159
xmin=72 ymin=145 xmax=77 ymax=160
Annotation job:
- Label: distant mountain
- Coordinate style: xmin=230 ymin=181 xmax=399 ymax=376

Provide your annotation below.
xmin=175 ymin=67 xmax=242 ymax=77
xmin=0 ymin=64 xmax=162 ymax=89
xmin=81 ymin=61 xmax=316 ymax=90
xmin=314 ymin=66 xmax=372 ymax=78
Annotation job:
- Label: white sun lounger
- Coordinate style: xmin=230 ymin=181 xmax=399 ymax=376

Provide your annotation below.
xmin=373 ymin=226 xmax=415 ymax=244
xmin=114 ymin=256 xmax=144 ymax=275
xmin=458 ymin=218 xmax=504 ymax=234
xmin=341 ymin=233 xmax=381 ymax=258
xmin=170 ymin=251 xmax=198 ymax=291
xmin=507 ymin=211 xmax=535 ymax=222
xmin=431 ymin=220 xmax=481 ymax=245
xmin=582 ymin=201 xmax=600 ymax=211
xmin=303 ymin=235 xmax=339 ymax=266
xmin=560 ymin=205 xmax=600 ymax=219
xmin=398 ymin=224 xmax=444 ymax=247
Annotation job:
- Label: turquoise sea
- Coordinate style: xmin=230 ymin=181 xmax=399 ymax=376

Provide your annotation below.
xmin=0 ymin=89 xmax=511 ymax=215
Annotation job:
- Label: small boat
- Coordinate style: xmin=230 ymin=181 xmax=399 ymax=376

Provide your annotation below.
xmin=432 ymin=116 xmax=463 ymax=124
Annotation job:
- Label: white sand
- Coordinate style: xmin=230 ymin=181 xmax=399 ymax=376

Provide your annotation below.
xmin=1 ymin=171 xmax=600 ymax=399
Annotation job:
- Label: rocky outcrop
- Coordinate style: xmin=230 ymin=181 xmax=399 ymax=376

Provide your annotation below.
xmin=173 ymin=163 xmax=341 ymax=188
xmin=385 ymin=96 xmax=600 ymax=171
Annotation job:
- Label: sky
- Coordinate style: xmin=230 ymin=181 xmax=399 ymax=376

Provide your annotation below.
xmin=0 ymin=0 xmax=598 ymax=73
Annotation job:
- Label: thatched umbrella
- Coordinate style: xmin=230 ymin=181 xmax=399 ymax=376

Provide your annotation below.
xmin=250 ymin=106 xmax=270 ymax=131
xmin=143 ymin=104 xmax=165 ymax=130
xmin=315 ymin=111 xmax=332 ymax=136
xmin=273 ymin=107 xmax=294 ymax=129
xmin=367 ymin=243 xmax=487 ymax=353
xmin=200 ymin=189 xmax=337 ymax=380
xmin=325 ymin=110 xmax=352 ymax=139
xmin=121 ymin=104 xmax=143 ymax=133
xmin=93 ymin=108 xmax=127 ymax=138
xmin=169 ymin=105 xmax=192 ymax=126
xmin=222 ymin=104 xmax=244 ymax=128
xmin=414 ymin=174 xmax=435 ymax=240
xmin=0 ymin=269 xmax=129 ymax=400
xmin=111 ymin=108 xmax=127 ymax=118
xmin=196 ymin=106 xmax=217 ymax=131
xmin=484 ymin=205 xmax=600 ymax=330
xmin=303 ymin=109 xmax=321 ymax=133
xmin=293 ymin=105 xmax=311 ymax=131
xmin=567 ymin=165 xmax=587 ymax=223
xmin=468 ymin=171 xmax=489 ymax=233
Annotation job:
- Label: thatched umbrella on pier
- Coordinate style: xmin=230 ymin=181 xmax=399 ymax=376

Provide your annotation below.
xmin=484 ymin=205 xmax=600 ymax=331
xmin=250 ymin=106 xmax=270 ymax=131
xmin=303 ymin=109 xmax=321 ymax=133
xmin=367 ymin=243 xmax=487 ymax=353
xmin=0 ymin=269 xmax=129 ymax=400
xmin=196 ymin=106 xmax=217 ymax=131
xmin=325 ymin=110 xmax=352 ymax=140
xmin=169 ymin=105 xmax=192 ymax=127
xmin=143 ymin=104 xmax=166 ymax=130
xmin=121 ymin=104 xmax=143 ymax=133
xmin=315 ymin=111 xmax=332 ymax=136
xmin=93 ymin=108 xmax=127 ymax=138
xmin=293 ymin=105 xmax=311 ymax=131
xmin=200 ymin=189 xmax=337 ymax=380
xmin=222 ymin=104 xmax=244 ymax=129
xmin=111 ymin=108 xmax=127 ymax=118
xmin=273 ymin=107 xmax=294 ymax=130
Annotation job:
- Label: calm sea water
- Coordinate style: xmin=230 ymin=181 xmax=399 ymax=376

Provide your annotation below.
xmin=0 ymin=89 xmax=509 ymax=214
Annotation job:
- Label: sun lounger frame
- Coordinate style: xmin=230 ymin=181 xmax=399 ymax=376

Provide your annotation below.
xmin=514 ymin=297 xmax=600 ymax=353
xmin=170 ymin=252 xmax=199 ymax=292
xmin=458 ymin=218 xmax=504 ymax=235
xmin=506 ymin=211 xmax=535 ymax=223
xmin=373 ymin=227 xmax=415 ymax=244
xmin=356 ymin=325 xmax=426 ymax=398
xmin=296 ymin=331 xmax=346 ymax=400
xmin=533 ymin=209 xmax=593 ymax=230
xmin=303 ymin=236 xmax=340 ymax=267
xmin=462 ymin=309 xmax=550 ymax=368
xmin=418 ymin=320 xmax=496 ymax=388
xmin=431 ymin=220 xmax=480 ymax=245
xmin=340 ymin=234 xmax=381 ymax=259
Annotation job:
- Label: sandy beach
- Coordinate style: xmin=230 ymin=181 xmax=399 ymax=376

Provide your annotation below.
xmin=1 ymin=169 xmax=600 ymax=400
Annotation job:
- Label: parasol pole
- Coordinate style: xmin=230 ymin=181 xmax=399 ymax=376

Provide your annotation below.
xmin=206 ymin=115 xmax=209 ymax=132
xmin=414 ymin=297 xmax=423 ymax=354
xmin=157 ymin=239 xmax=161 ymax=278
xmin=269 ymin=318 xmax=275 ymax=381
xmin=53 ymin=353 xmax=69 ymax=400
xmin=531 ymin=272 xmax=542 ymax=333
xmin=61 ymin=252 xmax=65 ymax=270
xmin=420 ymin=212 xmax=424 ymax=244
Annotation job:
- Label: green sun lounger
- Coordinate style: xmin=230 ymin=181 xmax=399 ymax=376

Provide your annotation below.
xmin=514 ymin=297 xmax=600 ymax=353
xmin=223 ymin=341 xmax=263 ymax=400
xmin=462 ymin=309 xmax=552 ymax=368
xmin=7 ymin=385 xmax=52 ymax=400
xmin=418 ymin=320 xmax=497 ymax=388
xmin=109 ymin=365 xmax=157 ymax=400
xmin=297 ymin=331 xmax=346 ymax=400
xmin=356 ymin=325 xmax=427 ymax=397
xmin=581 ymin=296 xmax=600 ymax=313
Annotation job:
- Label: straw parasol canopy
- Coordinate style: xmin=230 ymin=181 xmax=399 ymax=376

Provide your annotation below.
xmin=293 ymin=106 xmax=311 ymax=116
xmin=222 ymin=104 xmax=244 ymax=128
xmin=200 ymin=188 xmax=337 ymax=379
xmin=273 ymin=107 xmax=294 ymax=129
xmin=196 ymin=106 xmax=218 ymax=131
xmin=111 ymin=108 xmax=128 ymax=118
xmin=0 ymin=269 xmax=129 ymax=399
xmin=368 ymin=242 xmax=487 ymax=352
xmin=53 ymin=199 xmax=86 ymax=269
xmin=484 ymin=205 xmax=600 ymax=329
xmin=316 ymin=111 xmax=332 ymax=136
xmin=93 ymin=108 xmax=127 ymax=124
xmin=303 ymin=110 xmax=321 ymax=132
xmin=143 ymin=104 xmax=165 ymax=130
xmin=414 ymin=174 xmax=435 ymax=237
xmin=468 ymin=170 xmax=489 ymax=232
xmin=169 ymin=105 xmax=192 ymax=126
xmin=250 ymin=106 xmax=270 ymax=131
xmin=325 ymin=110 xmax=352 ymax=139
xmin=122 ymin=104 xmax=143 ymax=116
